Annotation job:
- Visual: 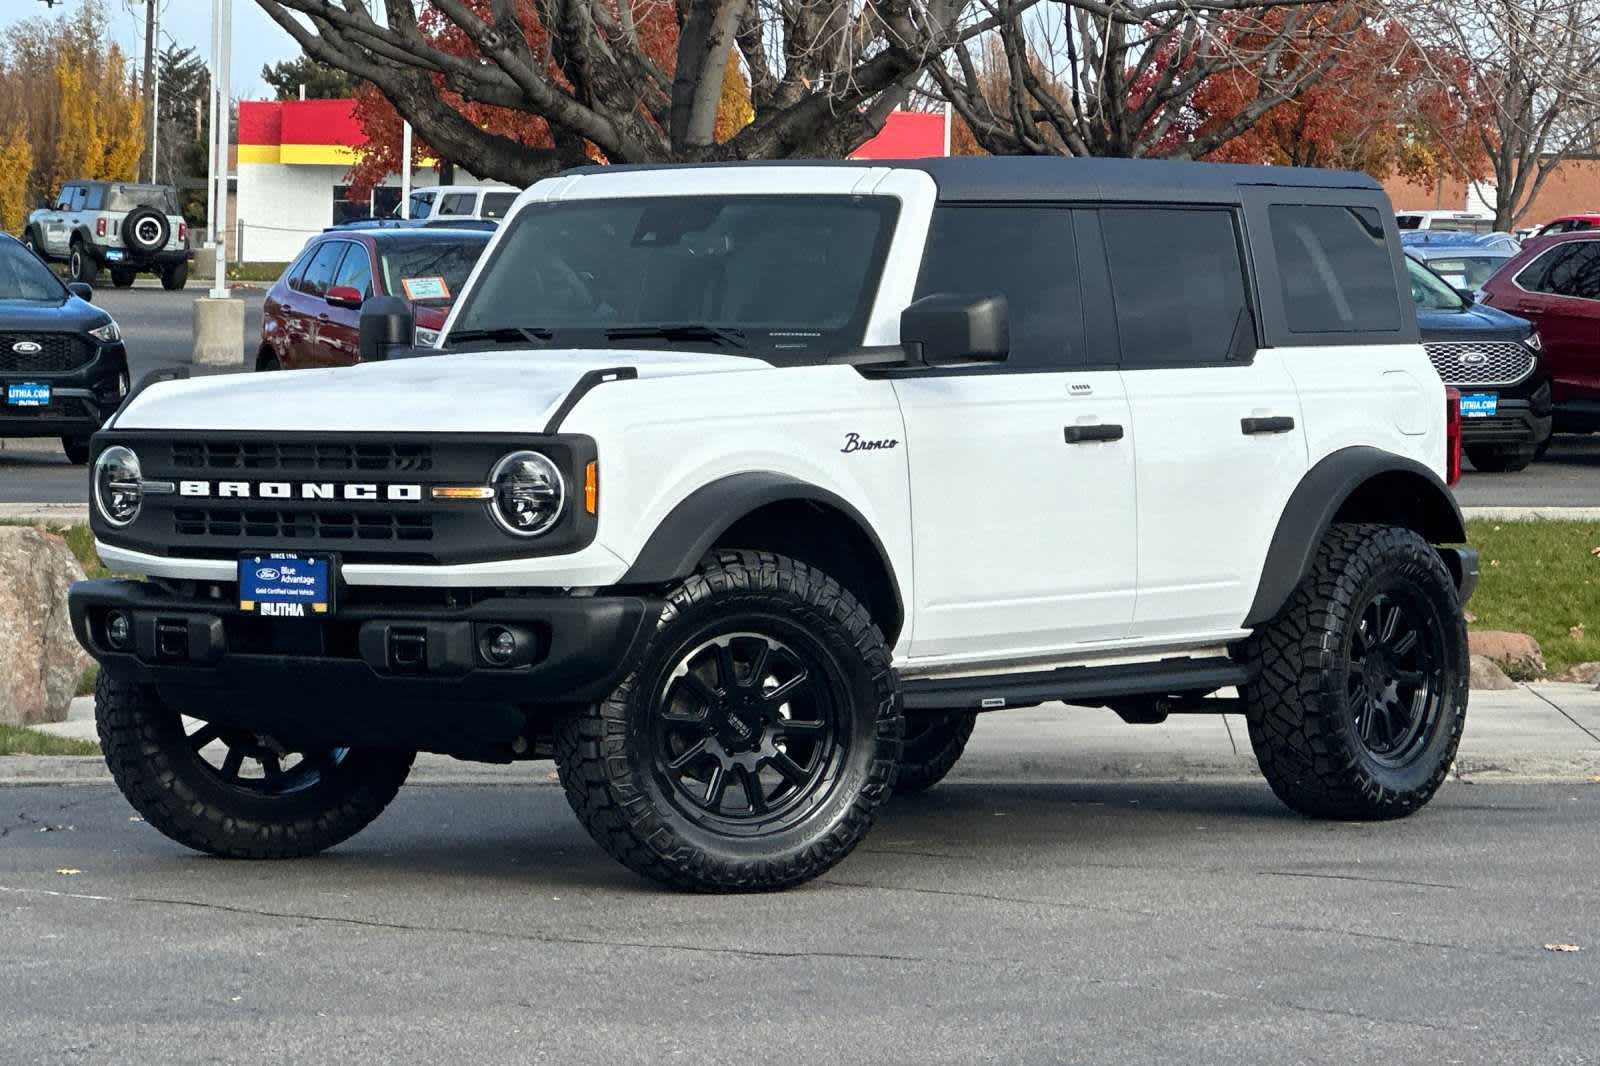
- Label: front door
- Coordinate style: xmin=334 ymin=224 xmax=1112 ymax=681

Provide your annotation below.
xmin=893 ymin=204 xmax=1138 ymax=664
xmin=1095 ymin=206 xmax=1308 ymax=640
xmin=314 ymin=242 xmax=373 ymax=366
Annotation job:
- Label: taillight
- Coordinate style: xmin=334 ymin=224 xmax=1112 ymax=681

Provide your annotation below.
xmin=178 ymin=222 xmax=188 ymax=244
xmin=95 ymin=218 xmax=106 ymax=238
xmin=1445 ymin=386 xmax=1462 ymax=486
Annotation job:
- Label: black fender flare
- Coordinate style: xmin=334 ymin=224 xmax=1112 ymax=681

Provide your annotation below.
xmin=618 ymin=471 xmax=904 ymax=620
xmin=1244 ymin=446 xmax=1466 ymax=627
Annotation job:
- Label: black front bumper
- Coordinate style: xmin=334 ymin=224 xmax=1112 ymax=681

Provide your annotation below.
xmin=0 ymin=343 xmax=127 ymax=438
xmin=89 ymin=246 xmax=192 ymax=268
xmin=70 ymin=579 xmax=662 ymax=759
xmin=1460 ymin=397 xmax=1553 ymax=449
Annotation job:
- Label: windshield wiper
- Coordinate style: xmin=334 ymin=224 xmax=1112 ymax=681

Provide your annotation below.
xmin=605 ymin=324 xmax=747 ymax=349
xmin=445 ymin=326 xmax=554 ymax=347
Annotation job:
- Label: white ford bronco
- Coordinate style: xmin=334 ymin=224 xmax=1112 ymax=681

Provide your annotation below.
xmin=23 ymin=180 xmax=192 ymax=290
xmin=72 ymin=159 xmax=1477 ymax=892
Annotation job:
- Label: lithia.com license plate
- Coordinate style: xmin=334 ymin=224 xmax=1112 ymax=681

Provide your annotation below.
xmin=238 ymin=552 xmax=335 ymax=617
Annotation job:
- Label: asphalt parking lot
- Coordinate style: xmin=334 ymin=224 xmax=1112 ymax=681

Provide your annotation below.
xmin=2 ymin=773 xmax=1596 ymax=1065
xmin=0 ymin=282 xmax=1596 ymax=507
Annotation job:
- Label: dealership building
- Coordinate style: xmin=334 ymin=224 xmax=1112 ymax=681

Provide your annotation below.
xmin=234 ymin=99 xmax=949 ymax=263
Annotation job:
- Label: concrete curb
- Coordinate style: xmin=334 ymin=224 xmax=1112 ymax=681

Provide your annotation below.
xmin=0 ymin=504 xmax=90 ymax=525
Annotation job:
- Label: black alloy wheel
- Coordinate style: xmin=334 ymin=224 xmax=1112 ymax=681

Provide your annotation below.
xmin=650 ymin=631 xmax=845 ymax=834
xmin=184 ymin=718 xmax=351 ymax=798
xmin=1344 ymin=590 xmax=1446 ymax=767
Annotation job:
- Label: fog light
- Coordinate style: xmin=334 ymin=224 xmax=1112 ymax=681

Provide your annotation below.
xmin=483 ymin=626 xmax=517 ymax=665
xmin=106 ymin=611 xmax=132 ymax=650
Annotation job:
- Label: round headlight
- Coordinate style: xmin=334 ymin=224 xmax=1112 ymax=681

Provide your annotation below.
xmin=489 ymin=451 xmax=564 ymax=537
xmin=94 ymin=445 xmax=143 ymax=527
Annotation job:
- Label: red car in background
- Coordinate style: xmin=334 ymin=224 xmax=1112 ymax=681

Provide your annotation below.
xmin=1481 ymin=230 xmax=1600 ymax=436
xmin=257 ymin=228 xmax=491 ymax=370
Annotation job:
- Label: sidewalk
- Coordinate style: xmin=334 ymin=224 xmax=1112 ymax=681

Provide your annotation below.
xmin=8 ymin=683 xmax=1597 ymax=786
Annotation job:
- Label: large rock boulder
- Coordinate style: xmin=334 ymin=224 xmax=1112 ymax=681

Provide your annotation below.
xmin=1467 ymin=630 xmax=1545 ymax=679
xmin=0 ymin=527 xmax=90 ymax=726
xmin=1469 ymin=655 xmax=1518 ymax=691
xmin=1552 ymin=661 xmax=1600 ymax=685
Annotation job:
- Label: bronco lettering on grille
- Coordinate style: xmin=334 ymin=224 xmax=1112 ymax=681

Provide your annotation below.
xmin=174 ymin=481 xmax=424 ymax=501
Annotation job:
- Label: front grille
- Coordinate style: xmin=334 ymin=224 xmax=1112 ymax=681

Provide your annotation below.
xmin=174 ymin=508 xmax=435 ymax=543
xmin=172 ymin=440 xmax=434 ymax=473
xmin=0 ymin=332 xmax=94 ymax=373
xmin=1424 ymin=340 xmax=1535 ymax=387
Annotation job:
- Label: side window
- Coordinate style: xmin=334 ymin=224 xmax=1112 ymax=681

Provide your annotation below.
xmin=408 ymin=192 xmax=435 ymax=220
xmin=1543 ymin=221 xmax=1570 ymax=235
xmin=439 ymin=193 xmax=475 ymax=216
xmin=1530 ymin=241 xmax=1600 ymax=300
xmin=1269 ymin=204 xmax=1402 ymax=333
xmin=60 ymin=186 xmax=83 ymax=211
xmin=913 ymin=206 xmax=1084 ymax=369
xmin=298 ymin=242 xmax=345 ymax=297
xmin=1101 ymin=208 xmax=1252 ymax=368
xmin=332 ymin=244 xmax=373 ymax=298
xmin=481 ymin=192 xmax=516 ymax=220
xmin=82 ymin=185 xmax=104 ymax=211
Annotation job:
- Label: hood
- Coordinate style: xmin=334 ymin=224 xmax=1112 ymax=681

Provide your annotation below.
xmin=115 ymin=347 xmax=766 ymax=433
xmin=0 ymin=295 xmax=111 ymax=333
xmin=1416 ymin=301 xmax=1532 ymax=343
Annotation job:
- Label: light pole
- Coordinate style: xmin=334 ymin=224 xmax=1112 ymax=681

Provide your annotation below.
xmin=208 ymin=0 xmax=232 ymax=299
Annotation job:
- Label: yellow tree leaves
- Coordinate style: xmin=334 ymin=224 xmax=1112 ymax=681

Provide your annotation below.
xmin=0 ymin=129 xmax=34 ymax=234
xmin=0 ymin=0 xmax=144 ymax=216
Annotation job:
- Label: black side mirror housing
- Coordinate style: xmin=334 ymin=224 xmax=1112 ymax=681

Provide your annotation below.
xmin=66 ymin=282 xmax=93 ymax=303
xmin=900 ymin=293 xmax=1009 ymax=367
xmin=359 ymin=295 xmax=414 ymax=362
xmin=1455 ymin=287 xmax=1476 ymax=305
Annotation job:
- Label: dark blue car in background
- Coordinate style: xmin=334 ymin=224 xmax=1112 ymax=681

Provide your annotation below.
xmin=1406 ymin=255 xmax=1551 ymax=471
xmin=0 ymin=233 xmax=129 ymax=464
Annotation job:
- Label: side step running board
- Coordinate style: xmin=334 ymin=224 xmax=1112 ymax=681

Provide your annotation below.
xmin=900 ymin=656 xmax=1250 ymax=713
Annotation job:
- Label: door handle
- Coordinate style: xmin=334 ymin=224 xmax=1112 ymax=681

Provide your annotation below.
xmin=1063 ymin=423 xmax=1124 ymax=444
xmin=1241 ymin=416 xmax=1296 ymax=435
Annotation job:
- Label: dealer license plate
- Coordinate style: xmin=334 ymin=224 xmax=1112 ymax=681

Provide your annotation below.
xmin=1460 ymin=393 xmax=1498 ymax=418
xmin=238 ymin=552 xmax=335 ymax=618
xmin=105 ymin=249 xmax=124 ymax=261
xmin=6 ymin=382 xmax=50 ymax=407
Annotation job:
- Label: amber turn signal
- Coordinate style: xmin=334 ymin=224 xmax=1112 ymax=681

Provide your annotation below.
xmin=584 ymin=461 xmax=598 ymax=515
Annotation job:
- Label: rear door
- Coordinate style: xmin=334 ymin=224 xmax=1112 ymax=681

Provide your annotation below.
xmin=893 ymin=204 xmax=1138 ymax=663
xmin=1099 ymin=206 xmax=1308 ymax=640
xmin=1500 ymin=239 xmax=1600 ymax=407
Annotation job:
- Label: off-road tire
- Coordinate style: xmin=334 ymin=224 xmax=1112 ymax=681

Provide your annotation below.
xmin=160 ymin=261 xmax=188 ymax=291
xmin=21 ymin=229 xmax=43 ymax=260
xmin=554 ymin=550 xmax=901 ymax=892
xmin=893 ymin=711 xmax=977 ymax=794
xmin=1243 ymin=522 xmax=1468 ymax=820
xmin=110 ymin=268 xmax=136 ymax=288
xmin=122 ymin=205 xmax=170 ymax=255
xmin=96 ymin=673 xmax=414 ymax=858
xmin=257 ymin=348 xmax=282 ymax=372
xmin=1464 ymin=443 xmax=1536 ymax=473
xmin=68 ymin=241 xmax=96 ymax=285
xmin=61 ymin=437 xmax=91 ymax=465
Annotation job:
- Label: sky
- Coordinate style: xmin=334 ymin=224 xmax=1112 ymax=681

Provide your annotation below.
xmin=2 ymin=0 xmax=301 ymax=99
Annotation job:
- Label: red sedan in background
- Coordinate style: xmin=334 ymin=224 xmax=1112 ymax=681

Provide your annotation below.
xmin=257 ymin=228 xmax=491 ymax=370
xmin=1481 ymin=230 xmax=1600 ymax=436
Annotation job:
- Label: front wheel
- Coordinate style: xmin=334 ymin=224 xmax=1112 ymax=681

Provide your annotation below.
xmin=68 ymin=242 xmax=96 ymax=285
xmin=554 ymin=550 xmax=901 ymax=891
xmin=894 ymin=711 xmax=977 ymax=794
xmin=96 ymin=674 xmax=415 ymax=858
xmin=61 ymin=437 xmax=91 ymax=465
xmin=1243 ymin=523 xmax=1468 ymax=820
xmin=161 ymin=261 xmax=189 ymax=291
xmin=110 ymin=268 xmax=136 ymax=288
xmin=1464 ymin=443 xmax=1536 ymax=473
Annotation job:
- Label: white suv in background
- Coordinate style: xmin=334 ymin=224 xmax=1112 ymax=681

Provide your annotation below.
xmin=404 ymin=185 xmax=519 ymax=226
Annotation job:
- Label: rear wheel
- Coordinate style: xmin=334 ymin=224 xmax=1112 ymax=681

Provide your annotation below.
xmin=68 ymin=241 xmax=96 ymax=285
xmin=554 ymin=550 xmax=901 ymax=891
xmin=1464 ymin=443 xmax=1536 ymax=473
xmin=96 ymin=674 xmax=414 ymax=858
xmin=1244 ymin=523 xmax=1468 ymax=820
xmin=894 ymin=711 xmax=976 ymax=794
xmin=160 ymin=261 xmax=188 ymax=291
xmin=61 ymin=437 xmax=91 ymax=465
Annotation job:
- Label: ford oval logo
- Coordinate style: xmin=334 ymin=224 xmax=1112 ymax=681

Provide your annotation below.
xmin=11 ymin=341 xmax=42 ymax=355
xmin=256 ymin=567 xmax=281 ymax=581
xmin=1459 ymin=351 xmax=1489 ymax=366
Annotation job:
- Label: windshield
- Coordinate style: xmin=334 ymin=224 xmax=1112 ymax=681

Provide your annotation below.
xmin=379 ymin=237 xmax=489 ymax=306
xmin=107 ymin=184 xmax=179 ymax=214
xmin=1420 ymin=255 xmax=1509 ymax=290
xmin=1407 ymin=256 xmax=1466 ymax=310
xmin=448 ymin=195 xmax=899 ymax=362
xmin=0 ymin=240 xmax=66 ymax=301
xmin=407 ymin=192 xmax=434 ymax=220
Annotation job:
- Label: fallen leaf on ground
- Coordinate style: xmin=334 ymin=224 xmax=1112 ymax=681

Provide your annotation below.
xmin=1463 ymin=611 xmax=1477 ymax=623
xmin=1544 ymin=943 xmax=1583 ymax=953
xmin=1571 ymin=625 xmax=1586 ymax=640
xmin=55 ymin=868 xmax=81 ymax=876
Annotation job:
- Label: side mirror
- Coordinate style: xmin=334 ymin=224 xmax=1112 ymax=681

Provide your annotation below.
xmin=900 ymin=293 xmax=1008 ymax=367
xmin=1455 ymin=287 xmax=1476 ymax=305
xmin=359 ymin=295 xmax=413 ymax=362
xmin=326 ymin=285 xmax=364 ymax=309
xmin=66 ymin=282 xmax=93 ymax=303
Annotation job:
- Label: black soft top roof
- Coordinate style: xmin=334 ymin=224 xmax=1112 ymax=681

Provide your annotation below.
xmin=571 ymin=156 xmax=1382 ymax=204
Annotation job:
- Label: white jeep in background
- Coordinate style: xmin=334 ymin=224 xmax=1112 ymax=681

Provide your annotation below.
xmin=71 ymin=158 xmax=1477 ymax=892
xmin=23 ymin=180 xmax=192 ymax=290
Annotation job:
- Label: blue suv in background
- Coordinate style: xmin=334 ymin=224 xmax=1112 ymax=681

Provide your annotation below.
xmin=1406 ymin=255 xmax=1551 ymax=471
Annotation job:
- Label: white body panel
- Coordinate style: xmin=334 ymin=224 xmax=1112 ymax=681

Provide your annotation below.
xmin=1279 ymin=343 xmax=1445 ymax=475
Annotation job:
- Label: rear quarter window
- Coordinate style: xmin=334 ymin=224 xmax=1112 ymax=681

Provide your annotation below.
xmin=1270 ymin=204 xmax=1402 ymax=333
